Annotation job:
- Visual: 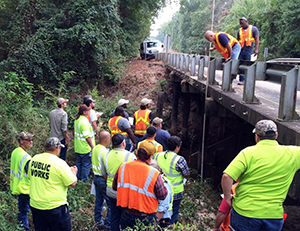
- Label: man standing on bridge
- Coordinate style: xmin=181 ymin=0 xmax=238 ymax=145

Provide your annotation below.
xmin=221 ymin=120 xmax=300 ymax=231
xmin=237 ymin=17 xmax=259 ymax=85
xmin=204 ymin=30 xmax=241 ymax=62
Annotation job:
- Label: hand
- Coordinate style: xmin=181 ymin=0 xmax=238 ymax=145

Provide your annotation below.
xmin=209 ymin=47 xmax=215 ymax=52
xmin=225 ymin=57 xmax=231 ymax=62
xmin=71 ymin=166 xmax=78 ymax=175
xmin=65 ymin=139 xmax=69 ymax=146
xmin=254 ymin=50 xmax=258 ymax=57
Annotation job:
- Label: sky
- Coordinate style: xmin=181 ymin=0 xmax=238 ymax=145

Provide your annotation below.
xmin=150 ymin=1 xmax=180 ymax=37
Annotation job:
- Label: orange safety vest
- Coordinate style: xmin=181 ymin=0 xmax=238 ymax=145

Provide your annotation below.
xmin=117 ymin=160 xmax=159 ymax=214
xmin=214 ymin=32 xmax=239 ymax=59
xmin=134 ymin=109 xmax=151 ymax=136
xmin=108 ymin=116 xmax=128 ymax=136
xmin=238 ymin=25 xmax=255 ymax=49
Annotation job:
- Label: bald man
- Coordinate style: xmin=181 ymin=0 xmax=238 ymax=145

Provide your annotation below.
xmin=205 ymin=30 xmax=241 ymax=62
xmin=92 ymin=131 xmax=111 ymax=230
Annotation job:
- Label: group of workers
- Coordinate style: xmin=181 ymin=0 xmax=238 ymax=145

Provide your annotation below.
xmin=9 ymin=95 xmax=190 ymax=231
xmin=205 ymin=17 xmax=259 ymax=85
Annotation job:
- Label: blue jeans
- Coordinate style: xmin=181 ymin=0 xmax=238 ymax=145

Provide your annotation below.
xmin=76 ymin=152 xmax=91 ymax=182
xmin=31 ymin=204 xmax=71 ymax=231
xmin=170 ymin=198 xmax=181 ymax=224
xmin=59 ymin=138 xmax=68 ymax=160
xmin=108 ymin=197 xmax=122 ymax=231
xmin=232 ymin=43 xmax=241 ymax=60
xmin=230 ymin=208 xmax=283 ymax=231
xmin=94 ymin=176 xmax=111 ymax=229
xmin=18 ymin=194 xmax=30 ymax=231
xmin=120 ymin=210 xmax=156 ymax=229
xmin=238 ymin=49 xmax=253 ymax=82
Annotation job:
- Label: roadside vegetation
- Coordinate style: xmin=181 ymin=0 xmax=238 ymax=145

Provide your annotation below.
xmin=0 ymin=62 xmax=220 ymax=230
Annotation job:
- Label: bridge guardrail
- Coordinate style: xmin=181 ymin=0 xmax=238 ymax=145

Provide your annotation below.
xmin=155 ymin=52 xmax=300 ymax=121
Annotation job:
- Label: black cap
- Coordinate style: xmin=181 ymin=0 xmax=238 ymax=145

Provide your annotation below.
xmin=112 ymin=133 xmax=124 ymax=146
xmin=84 ymin=98 xmax=93 ymax=106
xmin=147 ymin=126 xmax=157 ymax=136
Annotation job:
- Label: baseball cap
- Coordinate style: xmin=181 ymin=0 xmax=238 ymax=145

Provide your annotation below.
xmin=252 ymin=120 xmax=277 ymax=136
xmin=83 ymin=95 xmax=96 ymax=103
xmin=118 ymin=98 xmax=129 ymax=106
xmin=240 ymin=17 xmax=247 ymax=21
xmin=141 ymin=98 xmax=153 ymax=106
xmin=147 ymin=126 xmax=157 ymax=136
xmin=44 ymin=137 xmax=65 ymax=149
xmin=139 ymin=141 xmax=156 ymax=155
xmin=112 ymin=133 xmax=124 ymax=146
xmin=57 ymin=98 xmax=69 ymax=106
xmin=16 ymin=131 xmax=33 ymax=141
xmin=152 ymin=117 xmax=163 ymax=126
xmin=84 ymin=98 xmax=93 ymax=106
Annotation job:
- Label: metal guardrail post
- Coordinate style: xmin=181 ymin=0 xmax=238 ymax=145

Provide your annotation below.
xmin=185 ymin=55 xmax=190 ymax=73
xmin=176 ymin=54 xmax=180 ymax=69
xmin=242 ymin=63 xmax=260 ymax=104
xmin=180 ymin=54 xmax=184 ymax=71
xmin=208 ymin=58 xmax=216 ymax=85
xmin=191 ymin=56 xmax=196 ymax=76
xmin=198 ymin=57 xmax=205 ymax=80
xmin=222 ymin=60 xmax=232 ymax=91
xmin=278 ymin=66 xmax=299 ymax=121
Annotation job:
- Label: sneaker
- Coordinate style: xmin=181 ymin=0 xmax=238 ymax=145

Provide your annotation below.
xmin=237 ymin=81 xmax=244 ymax=85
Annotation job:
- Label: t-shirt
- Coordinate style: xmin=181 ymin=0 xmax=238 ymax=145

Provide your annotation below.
xmin=224 ymin=140 xmax=300 ymax=219
xmin=28 ymin=153 xmax=76 ymax=210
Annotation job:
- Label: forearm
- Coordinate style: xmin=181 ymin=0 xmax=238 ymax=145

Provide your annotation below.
xmin=86 ymin=137 xmax=94 ymax=150
xmin=222 ymin=174 xmax=233 ymax=201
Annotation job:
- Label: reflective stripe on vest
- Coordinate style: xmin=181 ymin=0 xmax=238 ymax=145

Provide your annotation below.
xmin=214 ymin=32 xmax=239 ymax=59
xmin=117 ymin=160 xmax=159 ymax=213
xmin=239 ymin=25 xmax=255 ymax=48
xmin=10 ymin=153 xmax=30 ymax=179
xmin=134 ymin=109 xmax=151 ymax=135
xmin=108 ymin=116 xmax=128 ymax=136
xmin=92 ymin=146 xmax=107 ymax=175
xmin=118 ymin=162 xmax=157 ymax=199
xmin=74 ymin=116 xmax=93 ymax=141
xmin=105 ymin=150 xmax=131 ymax=178
xmin=155 ymin=151 xmax=184 ymax=193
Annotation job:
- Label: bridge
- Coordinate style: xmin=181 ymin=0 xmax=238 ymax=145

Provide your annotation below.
xmin=155 ymin=52 xmax=300 ymax=201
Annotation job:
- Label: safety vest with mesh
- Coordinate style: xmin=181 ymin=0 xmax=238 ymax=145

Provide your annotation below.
xmin=117 ymin=160 xmax=159 ymax=214
xmin=134 ymin=109 xmax=151 ymax=136
xmin=238 ymin=25 xmax=255 ymax=49
xmin=74 ymin=115 xmax=93 ymax=154
xmin=108 ymin=116 xmax=128 ymax=136
xmin=137 ymin=139 xmax=163 ymax=159
xmin=161 ymin=174 xmax=174 ymax=212
xmin=214 ymin=32 xmax=239 ymax=59
xmin=104 ymin=149 xmax=135 ymax=187
xmin=155 ymin=151 xmax=184 ymax=194
xmin=92 ymin=144 xmax=108 ymax=176
xmin=10 ymin=147 xmax=31 ymax=195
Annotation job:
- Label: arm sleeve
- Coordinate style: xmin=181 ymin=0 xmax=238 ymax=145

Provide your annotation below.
xmin=61 ymin=113 xmax=68 ymax=132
